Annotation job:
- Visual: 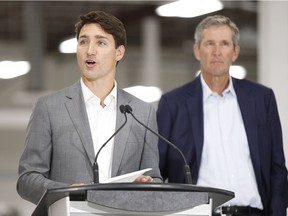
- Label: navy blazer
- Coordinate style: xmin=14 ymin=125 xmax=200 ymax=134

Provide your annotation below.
xmin=157 ymin=76 xmax=287 ymax=216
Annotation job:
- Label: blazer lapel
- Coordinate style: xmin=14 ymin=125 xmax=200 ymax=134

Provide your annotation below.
xmin=233 ymin=78 xmax=261 ymax=177
xmin=64 ymin=81 xmax=95 ymax=165
xmin=186 ymin=76 xmax=204 ymax=177
xmin=111 ymin=89 xmax=133 ymax=176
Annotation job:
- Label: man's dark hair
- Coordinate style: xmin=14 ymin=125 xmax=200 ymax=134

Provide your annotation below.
xmin=75 ymin=11 xmax=127 ymax=48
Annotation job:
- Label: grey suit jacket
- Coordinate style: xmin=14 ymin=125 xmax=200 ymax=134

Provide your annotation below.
xmin=17 ymin=81 xmax=162 ymax=204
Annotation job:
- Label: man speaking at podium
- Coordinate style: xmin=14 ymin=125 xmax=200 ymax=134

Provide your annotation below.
xmin=17 ymin=11 xmax=162 ymax=205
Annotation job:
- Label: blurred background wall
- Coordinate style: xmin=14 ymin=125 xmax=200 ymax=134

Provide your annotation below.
xmin=0 ymin=1 xmax=287 ymax=215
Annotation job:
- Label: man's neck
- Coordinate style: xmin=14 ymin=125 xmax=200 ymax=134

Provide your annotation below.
xmin=202 ymin=74 xmax=229 ymax=96
xmin=83 ymin=78 xmax=115 ymax=107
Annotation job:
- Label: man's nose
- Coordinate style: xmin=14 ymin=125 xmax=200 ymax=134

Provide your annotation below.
xmin=87 ymin=43 xmax=97 ymax=55
xmin=213 ymin=45 xmax=221 ymax=56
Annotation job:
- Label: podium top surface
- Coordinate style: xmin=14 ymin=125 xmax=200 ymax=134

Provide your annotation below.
xmin=32 ymin=183 xmax=234 ymax=216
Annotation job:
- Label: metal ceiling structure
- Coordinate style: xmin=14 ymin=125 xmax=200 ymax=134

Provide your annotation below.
xmin=0 ymin=1 xmax=258 ymax=93
xmin=0 ymin=1 xmax=257 ymax=53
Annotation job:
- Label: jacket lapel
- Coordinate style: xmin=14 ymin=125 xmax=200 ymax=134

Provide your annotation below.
xmin=64 ymin=81 xmax=95 ymax=165
xmin=111 ymin=89 xmax=133 ymax=176
xmin=186 ymin=76 xmax=204 ymax=179
xmin=233 ymin=78 xmax=261 ymax=178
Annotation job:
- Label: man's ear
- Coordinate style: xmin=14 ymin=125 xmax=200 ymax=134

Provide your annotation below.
xmin=232 ymin=45 xmax=240 ymax=62
xmin=116 ymin=45 xmax=125 ymax=62
xmin=193 ymin=44 xmax=201 ymax=61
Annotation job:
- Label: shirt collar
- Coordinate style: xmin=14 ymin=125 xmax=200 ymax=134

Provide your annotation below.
xmin=200 ymin=74 xmax=236 ymax=101
xmin=80 ymin=78 xmax=117 ymax=105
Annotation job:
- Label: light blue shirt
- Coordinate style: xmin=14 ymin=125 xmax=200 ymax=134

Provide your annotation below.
xmin=197 ymin=75 xmax=263 ymax=209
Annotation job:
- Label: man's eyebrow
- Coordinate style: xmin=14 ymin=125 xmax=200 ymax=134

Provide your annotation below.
xmin=95 ymin=35 xmax=109 ymax=40
xmin=78 ymin=34 xmax=108 ymax=40
xmin=78 ymin=34 xmax=88 ymax=39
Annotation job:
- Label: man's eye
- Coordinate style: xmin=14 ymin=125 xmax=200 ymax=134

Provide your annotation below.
xmin=221 ymin=41 xmax=231 ymax=47
xmin=79 ymin=40 xmax=87 ymax=45
xmin=205 ymin=42 xmax=213 ymax=46
xmin=98 ymin=41 xmax=106 ymax=46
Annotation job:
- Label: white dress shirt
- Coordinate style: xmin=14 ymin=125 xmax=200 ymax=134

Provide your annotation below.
xmin=81 ymin=78 xmax=117 ymax=183
xmin=197 ymin=75 xmax=263 ymax=209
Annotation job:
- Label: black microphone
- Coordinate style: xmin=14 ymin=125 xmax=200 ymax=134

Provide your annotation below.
xmin=93 ymin=105 xmax=128 ymax=183
xmin=124 ymin=105 xmax=193 ymax=184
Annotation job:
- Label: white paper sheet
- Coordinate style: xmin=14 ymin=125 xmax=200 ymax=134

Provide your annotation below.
xmin=102 ymin=168 xmax=152 ymax=183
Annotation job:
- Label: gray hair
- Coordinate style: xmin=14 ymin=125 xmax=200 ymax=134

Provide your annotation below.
xmin=194 ymin=15 xmax=240 ymax=46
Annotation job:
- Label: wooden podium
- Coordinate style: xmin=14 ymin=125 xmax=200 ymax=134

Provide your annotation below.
xmin=32 ymin=183 xmax=234 ymax=216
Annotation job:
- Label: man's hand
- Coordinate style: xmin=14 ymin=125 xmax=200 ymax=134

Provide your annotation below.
xmin=133 ymin=175 xmax=153 ymax=183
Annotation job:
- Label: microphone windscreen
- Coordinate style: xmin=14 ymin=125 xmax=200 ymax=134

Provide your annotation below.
xmin=125 ymin=105 xmax=133 ymax=113
xmin=119 ymin=105 xmax=126 ymax=113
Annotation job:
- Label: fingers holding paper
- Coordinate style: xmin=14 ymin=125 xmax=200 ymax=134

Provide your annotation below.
xmin=134 ymin=175 xmax=153 ymax=183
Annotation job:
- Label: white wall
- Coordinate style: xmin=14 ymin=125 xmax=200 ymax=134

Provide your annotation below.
xmin=258 ymin=1 xmax=288 ymax=167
